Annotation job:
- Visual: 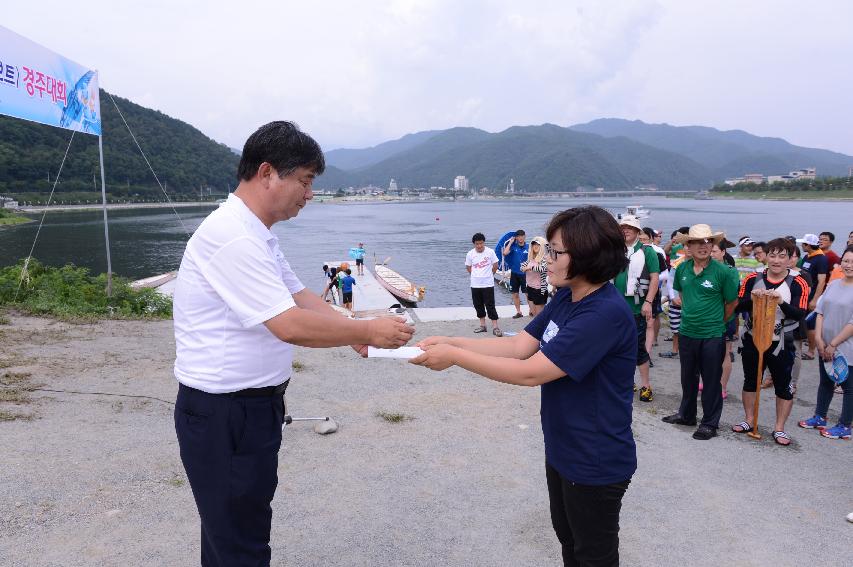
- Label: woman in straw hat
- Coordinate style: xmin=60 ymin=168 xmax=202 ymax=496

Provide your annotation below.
xmin=662 ymin=224 xmax=740 ymax=440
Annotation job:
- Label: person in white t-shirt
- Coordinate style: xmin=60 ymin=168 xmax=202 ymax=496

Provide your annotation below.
xmin=172 ymin=121 xmax=414 ymax=566
xmin=465 ymin=232 xmax=502 ymax=336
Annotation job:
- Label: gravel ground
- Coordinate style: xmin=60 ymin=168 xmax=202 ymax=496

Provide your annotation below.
xmin=0 ymin=312 xmax=850 ymax=566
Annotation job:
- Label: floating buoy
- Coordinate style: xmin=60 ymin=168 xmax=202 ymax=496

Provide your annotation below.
xmin=435 ymin=217 xmax=440 ymax=221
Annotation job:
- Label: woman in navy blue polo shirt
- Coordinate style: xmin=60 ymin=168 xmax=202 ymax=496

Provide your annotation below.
xmin=412 ymin=206 xmax=636 ymax=566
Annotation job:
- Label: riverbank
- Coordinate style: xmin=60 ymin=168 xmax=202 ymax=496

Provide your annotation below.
xmin=0 ymin=312 xmax=850 ymax=566
xmin=0 ymin=216 xmax=33 ymax=226
xmin=712 ymin=189 xmax=853 ymax=201
xmin=17 ymin=202 xmax=220 ymax=214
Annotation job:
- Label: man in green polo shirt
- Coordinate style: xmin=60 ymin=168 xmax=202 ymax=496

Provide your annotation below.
xmin=662 ymin=224 xmax=739 ymax=440
xmin=613 ymin=215 xmax=660 ymax=402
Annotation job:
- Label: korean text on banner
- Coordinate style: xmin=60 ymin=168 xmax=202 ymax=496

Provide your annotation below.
xmin=0 ymin=25 xmax=101 ymax=135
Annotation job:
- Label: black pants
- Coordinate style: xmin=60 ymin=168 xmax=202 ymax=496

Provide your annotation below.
xmin=175 ymin=383 xmax=286 ymax=567
xmin=678 ymin=335 xmax=725 ymax=428
xmin=471 ymin=286 xmax=499 ymax=320
xmin=546 ymin=462 xmax=630 ymax=567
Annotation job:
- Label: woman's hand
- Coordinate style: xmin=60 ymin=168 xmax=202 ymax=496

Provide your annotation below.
xmin=409 ymin=344 xmax=458 ymax=371
xmin=416 ymin=335 xmax=454 ymax=349
xmin=822 ymin=342 xmax=836 ymax=362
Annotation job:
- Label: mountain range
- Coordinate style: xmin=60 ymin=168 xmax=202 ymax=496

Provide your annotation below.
xmin=3 ymin=89 xmax=850 ymax=197
xmin=320 ymin=119 xmax=853 ymax=191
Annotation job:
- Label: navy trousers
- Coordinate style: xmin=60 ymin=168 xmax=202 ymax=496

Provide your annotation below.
xmin=678 ymin=335 xmax=725 ymax=428
xmin=175 ymin=383 xmax=285 ymax=567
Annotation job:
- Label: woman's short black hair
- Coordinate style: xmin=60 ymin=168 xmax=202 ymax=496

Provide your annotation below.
xmin=237 ymin=121 xmax=325 ymax=181
xmin=472 ymin=232 xmax=486 ymax=243
xmin=545 ymin=206 xmax=627 ymax=284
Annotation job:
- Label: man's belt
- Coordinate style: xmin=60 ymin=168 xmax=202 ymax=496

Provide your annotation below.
xmin=232 ymin=381 xmax=289 ymax=397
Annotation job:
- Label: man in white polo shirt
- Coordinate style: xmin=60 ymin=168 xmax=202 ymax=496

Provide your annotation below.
xmin=173 ymin=121 xmax=414 ymax=566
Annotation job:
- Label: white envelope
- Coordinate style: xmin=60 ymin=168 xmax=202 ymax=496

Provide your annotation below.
xmin=367 ymin=346 xmax=425 ymax=359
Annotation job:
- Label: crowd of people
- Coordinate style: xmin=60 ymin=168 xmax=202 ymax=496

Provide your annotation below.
xmin=463 ymin=222 xmax=853 ymax=444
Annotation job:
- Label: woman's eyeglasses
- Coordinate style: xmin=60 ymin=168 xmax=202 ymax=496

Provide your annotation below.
xmin=545 ymin=243 xmax=569 ymax=261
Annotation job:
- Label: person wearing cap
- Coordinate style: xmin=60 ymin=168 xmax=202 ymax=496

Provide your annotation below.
xmin=733 ymin=238 xmax=810 ymax=445
xmin=172 ymin=122 xmax=415 ymax=565
xmin=502 ymin=229 xmax=530 ymax=318
xmin=797 ymin=233 xmax=829 ymax=360
xmin=353 ymin=242 xmax=366 ymax=275
xmin=797 ymin=245 xmax=853 ymax=440
xmin=614 ymin=216 xmax=660 ymax=402
xmin=662 ymin=224 xmax=739 ymax=440
xmin=734 ymin=236 xmax=762 ymax=281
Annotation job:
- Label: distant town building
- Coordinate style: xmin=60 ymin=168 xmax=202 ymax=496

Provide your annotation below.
xmin=505 ymin=178 xmax=515 ymax=194
xmin=1 ymin=196 xmax=19 ymax=209
xmin=848 ymin=166 xmax=853 ymax=177
xmin=388 ymin=178 xmax=398 ymax=193
xmin=453 ymin=175 xmax=469 ymax=192
xmin=725 ymin=167 xmax=816 ymax=186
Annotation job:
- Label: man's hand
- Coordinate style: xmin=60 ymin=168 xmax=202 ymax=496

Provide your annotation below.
xmin=808 ymin=298 xmax=817 ymax=311
xmin=366 ymin=317 xmax=415 ymax=349
xmin=641 ymin=301 xmax=652 ymax=321
xmin=673 ymin=296 xmax=682 ymax=307
xmin=409 ymin=344 xmax=457 ymax=371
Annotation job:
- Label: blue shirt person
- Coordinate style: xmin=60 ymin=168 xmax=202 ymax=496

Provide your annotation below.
xmin=341 ymin=273 xmax=356 ymax=293
xmin=411 ymin=206 xmax=636 ymax=566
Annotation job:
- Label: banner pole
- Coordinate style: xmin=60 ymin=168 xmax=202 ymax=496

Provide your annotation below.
xmin=98 ymin=131 xmax=113 ymax=297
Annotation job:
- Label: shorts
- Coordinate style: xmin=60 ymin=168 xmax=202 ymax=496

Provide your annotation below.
xmin=668 ymin=304 xmax=681 ymax=333
xmin=355 ymin=258 xmax=364 ymax=266
xmin=724 ymin=319 xmax=737 ymax=342
xmin=509 ymin=272 xmax=527 ymax=294
xmin=652 ymin=293 xmax=662 ymax=317
xmin=342 ymin=292 xmax=353 ymax=303
xmin=805 ymin=311 xmax=816 ymax=331
xmin=741 ymin=332 xmax=796 ymax=400
xmin=635 ymin=315 xmax=650 ymax=366
xmin=527 ymin=287 xmax=548 ymax=305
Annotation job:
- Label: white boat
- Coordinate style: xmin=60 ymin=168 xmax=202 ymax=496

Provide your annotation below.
xmin=373 ymin=264 xmax=425 ymax=305
xmin=616 ymin=205 xmax=651 ymax=220
xmin=129 ymin=271 xmax=177 ymax=290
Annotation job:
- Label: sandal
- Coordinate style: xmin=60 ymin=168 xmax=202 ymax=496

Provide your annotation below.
xmin=731 ymin=421 xmax=753 ymax=433
xmin=801 ymin=352 xmax=814 ymax=360
xmin=773 ymin=431 xmax=791 ymax=446
xmin=493 ymin=328 xmax=503 ymax=337
xmin=474 ymin=326 xmax=487 ymax=333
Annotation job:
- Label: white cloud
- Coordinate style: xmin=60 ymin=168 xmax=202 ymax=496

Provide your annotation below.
xmin=4 ymin=0 xmax=852 ymax=154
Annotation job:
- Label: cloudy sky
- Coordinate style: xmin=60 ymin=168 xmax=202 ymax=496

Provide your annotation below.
xmin=5 ymin=1 xmax=853 ymax=154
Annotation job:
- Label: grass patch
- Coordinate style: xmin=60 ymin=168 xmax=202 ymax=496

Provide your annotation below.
xmin=291 ymin=361 xmax=305 ymax=372
xmin=0 ymin=371 xmax=36 ymax=405
xmin=376 ymin=411 xmax=414 ymax=423
xmin=0 ymin=258 xmax=172 ymax=320
xmin=167 ymin=473 xmax=186 ymax=488
xmin=0 ymin=409 xmax=33 ymax=421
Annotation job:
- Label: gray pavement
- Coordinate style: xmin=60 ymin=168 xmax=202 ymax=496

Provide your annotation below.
xmin=0 ymin=314 xmax=850 ymax=566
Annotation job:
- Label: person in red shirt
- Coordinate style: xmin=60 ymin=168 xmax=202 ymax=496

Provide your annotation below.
xmin=819 ymin=232 xmax=840 ymax=270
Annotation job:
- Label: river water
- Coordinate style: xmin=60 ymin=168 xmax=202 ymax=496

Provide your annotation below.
xmin=1 ymin=197 xmax=850 ymax=307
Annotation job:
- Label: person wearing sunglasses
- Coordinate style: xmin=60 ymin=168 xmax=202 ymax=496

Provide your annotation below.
xmin=411 ymin=206 xmax=636 ymax=566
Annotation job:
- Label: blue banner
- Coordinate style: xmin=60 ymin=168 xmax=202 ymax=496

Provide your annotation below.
xmin=0 ymin=25 xmax=101 ymax=135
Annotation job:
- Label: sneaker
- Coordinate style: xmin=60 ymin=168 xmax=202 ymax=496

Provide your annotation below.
xmin=633 ymin=382 xmax=638 ymax=392
xmin=639 ymin=386 xmax=653 ymax=402
xmin=692 ymin=424 xmax=718 ymax=440
xmin=820 ymin=424 xmax=852 ymax=440
xmin=797 ymin=415 xmax=827 ymax=429
xmin=512 ymin=313 xmax=524 ymax=319
xmin=658 ymin=351 xmax=678 ymax=359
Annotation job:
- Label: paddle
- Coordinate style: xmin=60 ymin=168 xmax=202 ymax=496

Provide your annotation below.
xmin=747 ymin=290 xmax=780 ymax=440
